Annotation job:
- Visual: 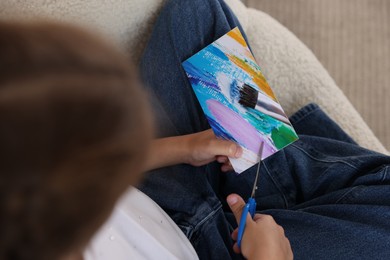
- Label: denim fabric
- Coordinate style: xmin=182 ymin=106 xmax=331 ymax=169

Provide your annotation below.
xmin=138 ymin=0 xmax=390 ymax=259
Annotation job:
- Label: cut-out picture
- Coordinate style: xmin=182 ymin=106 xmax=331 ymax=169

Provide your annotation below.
xmin=182 ymin=27 xmax=298 ymax=173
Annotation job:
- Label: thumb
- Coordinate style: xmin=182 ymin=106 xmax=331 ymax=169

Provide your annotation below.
xmin=226 ymin=194 xmax=247 ymax=224
xmin=210 ymin=139 xmax=243 ymax=158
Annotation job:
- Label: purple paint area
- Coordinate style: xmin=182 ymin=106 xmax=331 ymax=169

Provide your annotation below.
xmin=206 ymin=99 xmax=275 ymax=158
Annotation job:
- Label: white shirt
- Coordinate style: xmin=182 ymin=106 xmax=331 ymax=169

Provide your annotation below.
xmin=84 ymin=188 xmax=199 ymax=260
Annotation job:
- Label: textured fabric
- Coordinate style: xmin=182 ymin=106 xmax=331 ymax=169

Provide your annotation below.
xmin=246 ymin=0 xmax=390 ymax=150
xmin=0 ymin=0 xmax=387 ymax=154
xmin=83 ymin=188 xmax=198 ymax=260
xmin=138 ymin=1 xmax=390 ymax=259
xmin=0 ymin=0 xmax=166 ymax=63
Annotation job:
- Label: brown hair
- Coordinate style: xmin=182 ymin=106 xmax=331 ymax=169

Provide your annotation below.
xmin=0 ymin=21 xmax=151 ymax=259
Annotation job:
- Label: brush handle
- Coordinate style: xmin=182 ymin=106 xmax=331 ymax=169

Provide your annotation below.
xmin=255 ymin=104 xmax=290 ymax=125
xmin=235 ymin=83 xmax=290 ymax=125
xmin=255 ymin=92 xmax=290 ymax=124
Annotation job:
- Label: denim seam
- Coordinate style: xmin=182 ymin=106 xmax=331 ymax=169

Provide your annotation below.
xmin=289 ymin=104 xmax=320 ymax=125
xmin=381 ymin=166 xmax=389 ymax=183
xmin=334 ymin=186 xmax=362 ymax=204
xmin=291 ymin=144 xmax=359 ymax=170
xmin=263 ymin=162 xmax=289 ymax=208
xmin=330 ymin=166 xmax=388 ymax=204
xmin=306 ymin=166 xmax=336 ymax=197
xmin=184 ymin=203 xmax=223 ymax=240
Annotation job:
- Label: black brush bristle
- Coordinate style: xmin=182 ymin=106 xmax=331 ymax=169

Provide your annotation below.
xmin=238 ymin=83 xmax=258 ymax=109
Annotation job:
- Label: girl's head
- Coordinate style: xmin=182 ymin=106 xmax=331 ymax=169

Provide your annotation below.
xmin=0 ymin=21 xmax=152 ymax=259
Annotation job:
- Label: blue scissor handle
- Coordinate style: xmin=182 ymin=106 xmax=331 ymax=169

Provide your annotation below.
xmin=237 ymin=197 xmax=256 ymax=248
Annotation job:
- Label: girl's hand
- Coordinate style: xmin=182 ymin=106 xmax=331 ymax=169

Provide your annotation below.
xmin=144 ymin=129 xmax=242 ymax=172
xmin=184 ymin=129 xmax=242 ymax=171
xmin=227 ymin=194 xmax=293 ymax=260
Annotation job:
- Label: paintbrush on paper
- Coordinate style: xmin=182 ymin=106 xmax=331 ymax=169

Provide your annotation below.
xmin=232 ymin=83 xmax=290 ymax=124
xmin=182 ymin=26 xmax=299 ymax=173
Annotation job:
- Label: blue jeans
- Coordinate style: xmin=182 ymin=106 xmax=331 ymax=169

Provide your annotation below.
xmin=138 ymin=0 xmax=390 ymax=259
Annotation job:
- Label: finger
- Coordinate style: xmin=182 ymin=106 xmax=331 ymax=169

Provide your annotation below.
xmin=253 ymin=213 xmax=265 ymax=222
xmin=221 ymin=163 xmax=233 ymax=172
xmin=233 ymin=242 xmax=241 ymax=254
xmin=231 ymin=228 xmax=238 ymax=240
xmin=204 ymin=129 xmax=215 ymax=136
xmin=253 ymin=216 xmax=261 ymax=223
xmin=226 ymin=194 xmax=247 ymax=224
xmin=256 ymin=214 xmax=275 ymax=224
xmin=216 ymin=155 xmax=228 ymax=163
xmin=209 ymin=139 xmax=243 ymax=158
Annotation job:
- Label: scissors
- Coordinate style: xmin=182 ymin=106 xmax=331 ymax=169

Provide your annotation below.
xmin=237 ymin=141 xmax=264 ymax=248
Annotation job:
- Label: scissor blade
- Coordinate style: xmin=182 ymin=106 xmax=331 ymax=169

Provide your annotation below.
xmin=250 ymin=141 xmax=264 ymax=198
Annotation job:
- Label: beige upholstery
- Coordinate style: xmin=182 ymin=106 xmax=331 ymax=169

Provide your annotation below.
xmin=245 ymin=0 xmax=390 ymax=151
xmin=1 ymin=0 xmax=387 ymax=154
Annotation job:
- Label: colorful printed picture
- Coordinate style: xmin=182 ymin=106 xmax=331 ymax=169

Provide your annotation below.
xmin=182 ymin=27 xmax=298 ymax=173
